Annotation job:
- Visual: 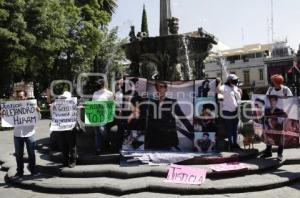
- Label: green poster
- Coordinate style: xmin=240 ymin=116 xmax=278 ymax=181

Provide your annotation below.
xmin=84 ymin=100 xmax=115 ymax=125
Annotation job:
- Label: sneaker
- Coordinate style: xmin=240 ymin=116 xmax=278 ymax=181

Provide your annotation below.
xmin=30 ymin=171 xmax=41 ymax=176
xmin=68 ymin=162 xmax=76 ymax=168
xmin=260 ymin=152 xmax=272 ymax=158
xmin=13 ymin=172 xmax=23 ymax=179
xmin=277 ymin=155 xmax=283 ymax=162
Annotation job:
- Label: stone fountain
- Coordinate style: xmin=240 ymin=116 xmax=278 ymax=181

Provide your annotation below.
xmin=122 ymin=0 xmax=217 ymax=81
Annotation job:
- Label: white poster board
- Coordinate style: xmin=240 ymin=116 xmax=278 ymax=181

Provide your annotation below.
xmin=50 ymin=97 xmax=77 ymax=131
xmin=1 ymin=100 xmax=39 ymax=127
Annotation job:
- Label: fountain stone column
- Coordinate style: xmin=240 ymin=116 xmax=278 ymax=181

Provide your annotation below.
xmin=160 ymin=0 xmax=172 ymax=36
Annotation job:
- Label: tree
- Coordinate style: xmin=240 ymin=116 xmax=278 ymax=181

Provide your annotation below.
xmin=0 ymin=0 xmax=35 ymax=97
xmin=141 ymin=4 xmax=149 ymax=36
xmin=0 ymin=0 xmax=119 ymax=97
xmin=94 ymin=27 xmax=127 ymax=81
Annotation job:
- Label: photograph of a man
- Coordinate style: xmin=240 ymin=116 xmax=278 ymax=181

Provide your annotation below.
xmin=194 ymin=103 xmax=216 ymax=132
xmin=253 ymin=98 xmax=265 ymax=124
xmin=194 ymin=132 xmax=216 ymax=152
xmin=145 ymin=81 xmax=194 ymax=150
xmin=265 ymin=95 xmax=287 ymax=117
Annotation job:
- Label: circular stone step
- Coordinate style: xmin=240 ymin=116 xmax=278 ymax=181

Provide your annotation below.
xmin=47 ymin=147 xmax=262 ymax=166
xmin=59 ymin=158 xmax=281 ymax=179
xmin=6 ymin=164 xmax=300 ymax=195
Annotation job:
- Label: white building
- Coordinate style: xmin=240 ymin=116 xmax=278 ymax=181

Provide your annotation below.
xmin=204 ymin=42 xmax=294 ymax=91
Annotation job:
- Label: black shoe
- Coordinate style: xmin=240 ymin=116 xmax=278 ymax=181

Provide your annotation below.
xmin=30 ymin=171 xmax=40 ymax=176
xmin=95 ymin=149 xmax=101 ymax=155
xmin=277 ymin=154 xmax=283 ymax=162
xmin=260 ymin=152 xmax=272 ymax=158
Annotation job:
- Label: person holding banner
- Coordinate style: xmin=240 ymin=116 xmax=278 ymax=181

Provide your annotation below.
xmin=12 ymin=90 xmax=40 ymax=177
xmin=219 ymin=74 xmax=242 ymax=151
xmin=261 ymin=74 xmax=293 ymax=161
xmin=92 ymin=79 xmax=114 ymax=154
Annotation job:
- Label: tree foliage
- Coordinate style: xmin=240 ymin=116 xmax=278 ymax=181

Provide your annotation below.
xmin=0 ymin=0 xmax=123 ymax=97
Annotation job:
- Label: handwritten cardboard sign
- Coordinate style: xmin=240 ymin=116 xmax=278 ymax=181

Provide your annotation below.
xmin=50 ymin=98 xmax=77 ymax=131
xmin=164 ymin=164 xmax=207 ymax=185
xmin=208 ymin=163 xmax=250 ymax=172
xmin=84 ymin=100 xmax=115 ymax=125
xmin=1 ymin=100 xmax=39 ymax=127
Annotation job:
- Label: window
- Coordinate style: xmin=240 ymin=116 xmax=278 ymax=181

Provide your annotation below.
xmin=243 ymin=71 xmax=250 ymax=85
xmin=259 ymin=69 xmax=264 ymax=81
xmin=230 ymin=71 xmax=236 ymax=74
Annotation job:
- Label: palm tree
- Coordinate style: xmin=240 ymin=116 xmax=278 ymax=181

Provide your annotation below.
xmin=101 ymin=0 xmax=117 ymax=15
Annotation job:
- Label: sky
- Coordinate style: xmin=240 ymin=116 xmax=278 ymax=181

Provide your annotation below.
xmin=108 ymin=0 xmax=300 ymax=50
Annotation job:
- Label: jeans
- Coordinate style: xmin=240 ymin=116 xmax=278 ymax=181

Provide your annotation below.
xmin=223 ymin=111 xmax=239 ymax=145
xmin=95 ymin=125 xmax=107 ymax=151
xmin=61 ymin=129 xmax=77 ymax=165
xmin=14 ymin=136 xmax=36 ymax=174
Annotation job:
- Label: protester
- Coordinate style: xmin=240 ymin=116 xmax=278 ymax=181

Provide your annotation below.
xmin=52 ymin=91 xmax=77 ymax=168
xmin=218 ymin=74 xmax=242 ymax=150
xmin=145 ymin=81 xmax=194 ymax=150
xmin=260 ymin=74 xmax=293 ymax=161
xmin=92 ymin=79 xmax=114 ymax=155
xmin=13 ymin=90 xmax=40 ymax=177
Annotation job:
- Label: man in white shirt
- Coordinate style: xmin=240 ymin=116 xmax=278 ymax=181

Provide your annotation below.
xmin=219 ymin=74 xmax=242 ymax=150
xmin=261 ymin=74 xmax=293 ymax=161
xmin=92 ymin=79 xmax=113 ymax=154
xmin=13 ymin=90 xmax=40 ymax=177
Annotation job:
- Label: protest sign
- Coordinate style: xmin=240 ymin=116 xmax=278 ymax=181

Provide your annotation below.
xmin=1 ymin=100 xmax=39 ymax=127
xmin=208 ymin=163 xmax=250 ymax=172
xmin=84 ymin=100 xmax=115 ymax=125
xmin=164 ymin=164 xmax=206 ymax=185
xmin=50 ymin=98 xmax=77 ymax=131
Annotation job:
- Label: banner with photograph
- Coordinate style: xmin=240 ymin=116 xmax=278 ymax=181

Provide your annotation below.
xmin=1 ymin=100 xmax=39 ymax=127
xmin=121 ymin=78 xmax=218 ymax=152
xmin=252 ymin=94 xmax=300 ymax=147
xmin=121 ymin=77 xmax=148 ymax=150
xmin=194 ymin=79 xmax=217 ymax=152
xmin=145 ymin=80 xmax=195 ymax=151
xmin=50 ymin=98 xmax=77 ymax=131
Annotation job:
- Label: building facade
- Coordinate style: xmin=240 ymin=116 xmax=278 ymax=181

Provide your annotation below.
xmin=205 ymin=42 xmax=298 ymax=95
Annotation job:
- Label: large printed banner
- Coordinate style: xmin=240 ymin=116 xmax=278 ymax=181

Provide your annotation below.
xmin=50 ymin=98 xmax=77 ymax=131
xmin=84 ymin=100 xmax=115 ymax=125
xmin=252 ymin=94 xmax=300 ymax=148
xmin=1 ymin=100 xmax=39 ymax=127
xmin=121 ymin=77 xmax=217 ymax=152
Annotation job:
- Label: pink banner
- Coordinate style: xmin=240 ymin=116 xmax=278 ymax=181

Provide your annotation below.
xmin=208 ymin=163 xmax=250 ymax=172
xmin=164 ymin=164 xmax=207 ymax=185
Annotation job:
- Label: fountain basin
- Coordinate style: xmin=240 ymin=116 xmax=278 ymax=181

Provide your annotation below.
xmin=122 ymin=34 xmax=217 ymax=81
